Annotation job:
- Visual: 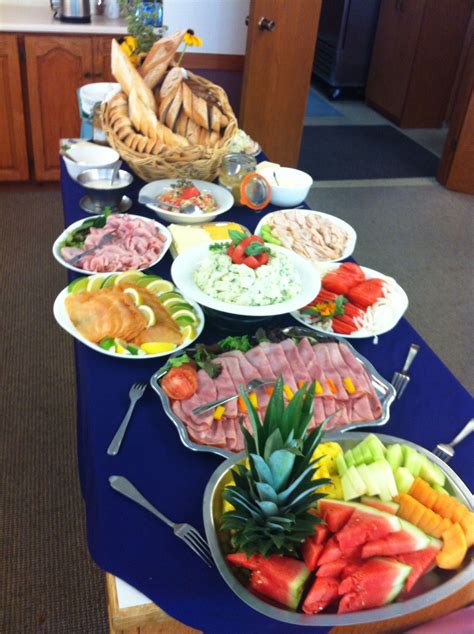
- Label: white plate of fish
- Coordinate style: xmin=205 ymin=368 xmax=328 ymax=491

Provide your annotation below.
xmin=53 ymin=271 xmax=204 ymax=359
xmin=292 ymin=262 xmax=409 ymax=339
xmin=171 ymin=240 xmax=321 ymax=317
xmin=150 ymin=327 xmax=395 ymax=458
xmin=255 ymin=208 xmax=357 ymax=263
xmin=52 ymin=213 xmax=171 ymax=274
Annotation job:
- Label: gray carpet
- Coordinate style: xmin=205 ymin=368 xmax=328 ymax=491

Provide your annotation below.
xmin=0 ymin=190 xmax=108 ymax=633
xmin=306 ymin=182 xmax=474 ymax=394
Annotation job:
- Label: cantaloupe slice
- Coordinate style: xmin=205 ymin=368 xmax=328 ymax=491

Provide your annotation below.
xmin=409 ymin=478 xmax=437 ymax=508
xmin=396 ymin=494 xmax=449 ymax=538
xmin=460 ymin=513 xmax=474 ymax=547
xmin=436 ymin=522 xmax=467 ymax=570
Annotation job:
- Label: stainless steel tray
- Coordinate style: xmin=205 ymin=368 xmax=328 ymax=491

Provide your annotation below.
xmin=203 ymin=431 xmax=474 ymax=626
xmin=150 ymin=327 xmax=396 ymax=459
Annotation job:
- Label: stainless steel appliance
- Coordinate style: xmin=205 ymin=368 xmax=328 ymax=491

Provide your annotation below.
xmin=51 ymin=0 xmax=91 ymax=24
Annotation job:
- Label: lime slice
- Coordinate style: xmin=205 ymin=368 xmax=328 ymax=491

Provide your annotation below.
xmin=123 ymin=287 xmax=142 ymax=306
xmin=67 ymin=277 xmax=89 ymax=294
xmin=135 ymin=275 xmax=162 ymax=287
xmin=158 ymin=291 xmax=182 ymax=302
xmin=168 ymin=302 xmax=194 ymax=314
xmin=114 ymin=338 xmax=131 ymax=354
xmin=114 ymin=270 xmax=145 ymax=286
xmin=180 ymin=324 xmax=196 ymax=341
xmin=175 ymin=315 xmax=197 ymax=327
xmin=140 ymin=342 xmax=177 ymax=354
xmin=86 ymin=275 xmax=105 ymax=292
xmin=161 ymin=297 xmax=186 ymax=309
xmin=172 ymin=308 xmax=198 ymax=324
xmin=147 ymin=279 xmax=174 ymax=295
xmin=138 ymin=304 xmax=156 ymax=327
xmin=126 ymin=343 xmax=146 ymax=356
xmin=102 ymin=274 xmax=118 ymax=288
xmin=98 ymin=337 xmax=116 ymax=351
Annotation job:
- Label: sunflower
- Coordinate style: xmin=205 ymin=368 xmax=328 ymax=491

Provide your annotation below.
xmin=177 ymin=29 xmax=203 ymax=66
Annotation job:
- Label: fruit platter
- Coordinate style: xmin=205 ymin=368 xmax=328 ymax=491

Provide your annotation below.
xmin=53 ymin=271 xmax=204 ymax=358
xmin=170 ymin=233 xmax=321 ymax=317
xmin=203 ymin=381 xmax=473 ymax=625
xmin=255 ymin=209 xmax=357 ymax=263
xmin=53 ymin=213 xmax=171 ymax=274
xmin=292 ymin=262 xmax=409 ymax=338
xmin=150 ymin=327 xmax=395 ymax=457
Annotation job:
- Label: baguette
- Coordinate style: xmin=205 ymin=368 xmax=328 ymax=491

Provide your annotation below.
xmin=165 ymin=83 xmax=183 ymax=130
xmin=182 ymin=81 xmax=193 ymax=119
xmin=191 ymin=93 xmax=209 ymax=129
xmin=208 ymin=130 xmax=220 ymax=147
xmin=185 ymin=118 xmax=201 ymax=145
xmin=209 ymin=104 xmax=221 ymax=132
xmin=141 ymin=30 xmax=185 ymax=88
xmin=129 ymin=88 xmax=160 ymax=140
xmin=198 ymin=126 xmax=210 ymax=146
xmin=111 ymin=39 xmax=156 ymax=113
xmin=175 ymin=111 xmax=189 ymax=137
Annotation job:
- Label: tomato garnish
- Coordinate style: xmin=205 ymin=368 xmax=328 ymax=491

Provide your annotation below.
xmin=161 ymin=364 xmax=198 ymax=400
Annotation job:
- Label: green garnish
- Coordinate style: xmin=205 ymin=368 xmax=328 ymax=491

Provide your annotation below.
xmin=209 ymin=242 xmax=229 ymax=252
xmin=61 ymin=206 xmax=112 ymax=249
xmin=244 ymin=242 xmax=270 ymax=257
xmin=301 ymin=296 xmax=347 ymax=321
xmin=194 ymin=345 xmax=222 ymax=378
xmin=229 ymin=229 xmax=248 ymax=245
xmin=218 ymin=335 xmax=253 ymax=353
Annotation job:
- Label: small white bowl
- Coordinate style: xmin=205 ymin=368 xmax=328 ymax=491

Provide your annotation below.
xmin=63 ymin=143 xmax=120 ymax=181
xmin=139 ymin=179 xmax=234 ymax=225
xmin=259 ymin=167 xmax=313 ymax=207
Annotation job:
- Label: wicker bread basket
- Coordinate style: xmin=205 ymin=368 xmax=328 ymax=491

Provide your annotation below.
xmin=101 ymin=70 xmax=238 ymax=182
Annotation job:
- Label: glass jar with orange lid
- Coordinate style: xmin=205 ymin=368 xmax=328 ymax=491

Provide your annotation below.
xmin=218 ymin=153 xmax=271 ymax=210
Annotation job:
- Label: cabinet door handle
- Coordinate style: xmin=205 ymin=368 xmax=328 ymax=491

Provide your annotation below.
xmin=83 ymin=71 xmax=93 ymax=79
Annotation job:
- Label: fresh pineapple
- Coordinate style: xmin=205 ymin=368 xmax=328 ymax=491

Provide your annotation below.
xmin=221 ymin=377 xmax=332 ymax=557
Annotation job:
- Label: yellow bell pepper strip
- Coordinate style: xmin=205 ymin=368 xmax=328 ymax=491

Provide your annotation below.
xmin=314 ymin=381 xmax=324 ymax=395
xmin=249 ymin=392 xmax=258 ymax=409
xmin=327 ymin=379 xmax=338 ymax=395
xmin=343 ymin=377 xmax=356 ymax=394
xmin=214 ymin=405 xmax=226 ymax=421
xmin=283 ymin=384 xmax=294 ymax=401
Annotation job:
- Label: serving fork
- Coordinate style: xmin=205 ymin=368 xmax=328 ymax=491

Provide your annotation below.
xmin=391 ymin=343 xmax=420 ymax=399
xmin=109 ymin=475 xmax=213 ymax=567
xmin=107 ymin=383 xmax=147 ymax=456
xmin=192 ymin=378 xmax=275 ymax=417
xmin=433 ymin=419 xmax=474 ymax=463
xmin=67 ymin=232 xmax=116 ymax=266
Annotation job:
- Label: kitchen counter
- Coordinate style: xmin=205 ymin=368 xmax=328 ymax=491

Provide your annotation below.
xmin=0 ymin=1 xmax=249 ymax=53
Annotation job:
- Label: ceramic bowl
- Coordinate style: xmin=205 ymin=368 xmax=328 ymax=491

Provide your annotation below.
xmin=259 ymin=167 xmax=313 ymax=207
xmin=62 ymin=143 xmax=120 ymax=180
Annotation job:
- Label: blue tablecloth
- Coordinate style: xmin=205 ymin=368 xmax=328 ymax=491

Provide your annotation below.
xmin=59 ymin=161 xmax=473 ymax=634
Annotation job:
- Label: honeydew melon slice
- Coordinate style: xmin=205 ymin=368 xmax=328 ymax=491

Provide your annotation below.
xmin=357 ymin=464 xmax=380 ymax=496
xmin=341 ymin=466 xmax=366 ymax=500
xmin=403 ymin=446 xmax=424 ymax=477
xmin=395 ymin=466 xmax=415 ymax=494
xmin=336 ymin=454 xmax=348 ymax=476
xmin=419 ymin=455 xmax=446 ymax=487
xmin=344 ymin=450 xmax=355 ymax=468
xmin=386 ymin=444 xmax=404 ymax=470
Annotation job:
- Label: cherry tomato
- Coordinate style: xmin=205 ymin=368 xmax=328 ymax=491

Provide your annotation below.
xmin=256 ymin=252 xmax=269 ymax=265
xmin=161 ymin=364 xmax=198 ymax=400
xmin=180 ymin=186 xmax=201 ymax=199
xmin=231 ymin=243 xmax=246 ymax=264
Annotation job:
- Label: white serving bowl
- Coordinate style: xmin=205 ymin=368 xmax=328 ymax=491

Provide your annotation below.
xmin=62 ymin=143 xmax=120 ymax=180
xmin=139 ymin=179 xmax=235 ymax=225
xmin=79 ymin=82 xmax=121 ymax=115
xmin=259 ymin=167 xmax=313 ymax=207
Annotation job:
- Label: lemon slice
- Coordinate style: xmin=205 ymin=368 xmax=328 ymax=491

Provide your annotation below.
xmin=123 ymin=287 xmax=142 ymax=306
xmin=161 ymin=297 xmax=185 ymax=309
xmin=138 ymin=304 xmax=156 ymax=327
xmin=147 ymin=279 xmax=174 ymax=295
xmin=102 ymin=274 xmax=118 ymax=288
xmin=114 ymin=270 xmax=145 ymax=286
xmin=140 ymin=342 xmax=177 ymax=354
xmin=114 ymin=338 xmax=131 ymax=354
xmin=180 ymin=324 xmax=196 ymax=341
xmin=136 ymin=275 xmax=162 ymax=287
xmin=172 ymin=308 xmax=198 ymax=324
xmin=67 ymin=277 xmax=89 ymax=294
xmin=86 ymin=275 xmax=105 ymax=292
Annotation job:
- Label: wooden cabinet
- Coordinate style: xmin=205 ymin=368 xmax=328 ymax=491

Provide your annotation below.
xmin=0 ymin=34 xmax=29 ymax=180
xmin=93 ymin=36 xmax=117 ymax=83
xmin=366 ymin=0 xmax=471 ymax=128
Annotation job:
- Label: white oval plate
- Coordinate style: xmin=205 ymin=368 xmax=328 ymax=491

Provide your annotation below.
xmin=53 ymin=277 xmax=205 ymax=359
xmin=52 ymin=214 xmax=172 ymax=275
xmin=292 ymin=263 xmax=409 ymax=339
xmin=255 ymin=208 xmax=357 ymax=263
xmin=139 ymin=179 xmax=235 ymax=225
xmin=171 ymin=242 xmax=321 ymax=317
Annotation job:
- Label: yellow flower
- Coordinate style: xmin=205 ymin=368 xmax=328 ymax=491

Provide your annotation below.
xmin=183 ymin=29 xmax=202 ymax=47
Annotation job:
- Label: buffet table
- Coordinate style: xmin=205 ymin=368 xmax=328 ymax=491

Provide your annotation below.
xmin=59 ymin=162 xmax=473 ymax=634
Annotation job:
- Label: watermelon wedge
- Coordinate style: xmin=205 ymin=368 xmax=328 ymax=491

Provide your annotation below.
xmin=361 ymin=519 xmax=431 ymax=558
xmin=227 ymin=553 xmax=311 ymax=610
xmin=338 ymin=558 xmax=412 ymax=614
xmin=301 ymin=538 xmax=324 ymax=571
xmin=396 ymin=541 xmax=442 ymax=591
xmin=302 ymin=577 xmax=339 ymax=614
xmin=336 ymin=507 xmax=400 ymax=553
xmin=318 ymin=499 xmax=356 ymax=532
xmin=318 ymin=536 xmax=342 ymax=565
xmin=316 ymin=559 xmax=347 ymax=578
xmin=361 ymin=496 xmax=399 ymax=515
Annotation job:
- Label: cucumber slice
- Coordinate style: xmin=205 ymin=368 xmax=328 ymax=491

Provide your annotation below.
xmin=386 ymin=444 xmax=403 ymax=471
xmin=419 ymin=455 xmax=446 ymax=487
xmin=394 ymin=466 xmax=415 ymax=494
xmin=357 ymin=464 xmax=380 ymax=496
xmin=336 ymin=453 xmax=348 ymax=476
xmin=403 ymin=446 xmax=423 ymax=476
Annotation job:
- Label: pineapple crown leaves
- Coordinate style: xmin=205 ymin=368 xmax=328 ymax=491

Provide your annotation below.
xmin=221 ymin=377 xmax=334 ymax=557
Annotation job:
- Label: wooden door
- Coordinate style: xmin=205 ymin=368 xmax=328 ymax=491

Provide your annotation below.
xmin=366 ymin=0 xmax=426 ymax=122
xmin=0 ymin=35 xmax=29 ymax=181
xmin=25 ymin=35 xmax=93 ymax=181
xmin=240 ymin=0 xmax=323 ymax=166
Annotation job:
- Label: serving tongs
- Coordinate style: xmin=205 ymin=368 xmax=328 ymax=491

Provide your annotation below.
xmin=138 ymin=195 xmax=201 ymax=215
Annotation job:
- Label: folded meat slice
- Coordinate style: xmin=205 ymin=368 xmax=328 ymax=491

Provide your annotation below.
xmin=297 ymin=339 xmax=333 ymax=397
xmin=65 ymin=288 xmax=147 ymax=343
xmin=258 ymin=342 xmax=298 ymax=392
xmin=312 ymin=343 xmax=349 ymax=401
xmin=280 ymin=339 xmax=313 ymax=385
xmin=219 ymin=350 xmax=272 ymax=409
xmin=337 ymin=343 xmax=382 ymax=418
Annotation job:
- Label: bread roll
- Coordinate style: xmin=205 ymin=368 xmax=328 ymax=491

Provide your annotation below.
xmin=111 ymin=39 xmax=157 ymax=113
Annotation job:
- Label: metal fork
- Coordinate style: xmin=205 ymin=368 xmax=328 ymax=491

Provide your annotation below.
xmin=192 ymin=378 xmax=275 ymax=416
xmin=391 ymin=343 xmax=420 ymax=399
xmin=67 ymin=232 xmax=116 ymax=266
xmin=433 ymin=419 xmax=474 ymax=463
xmin=109 ymin=475 xmax=213 ymax=567
xmin=107 ymin=383 xmax=147 ymax=456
